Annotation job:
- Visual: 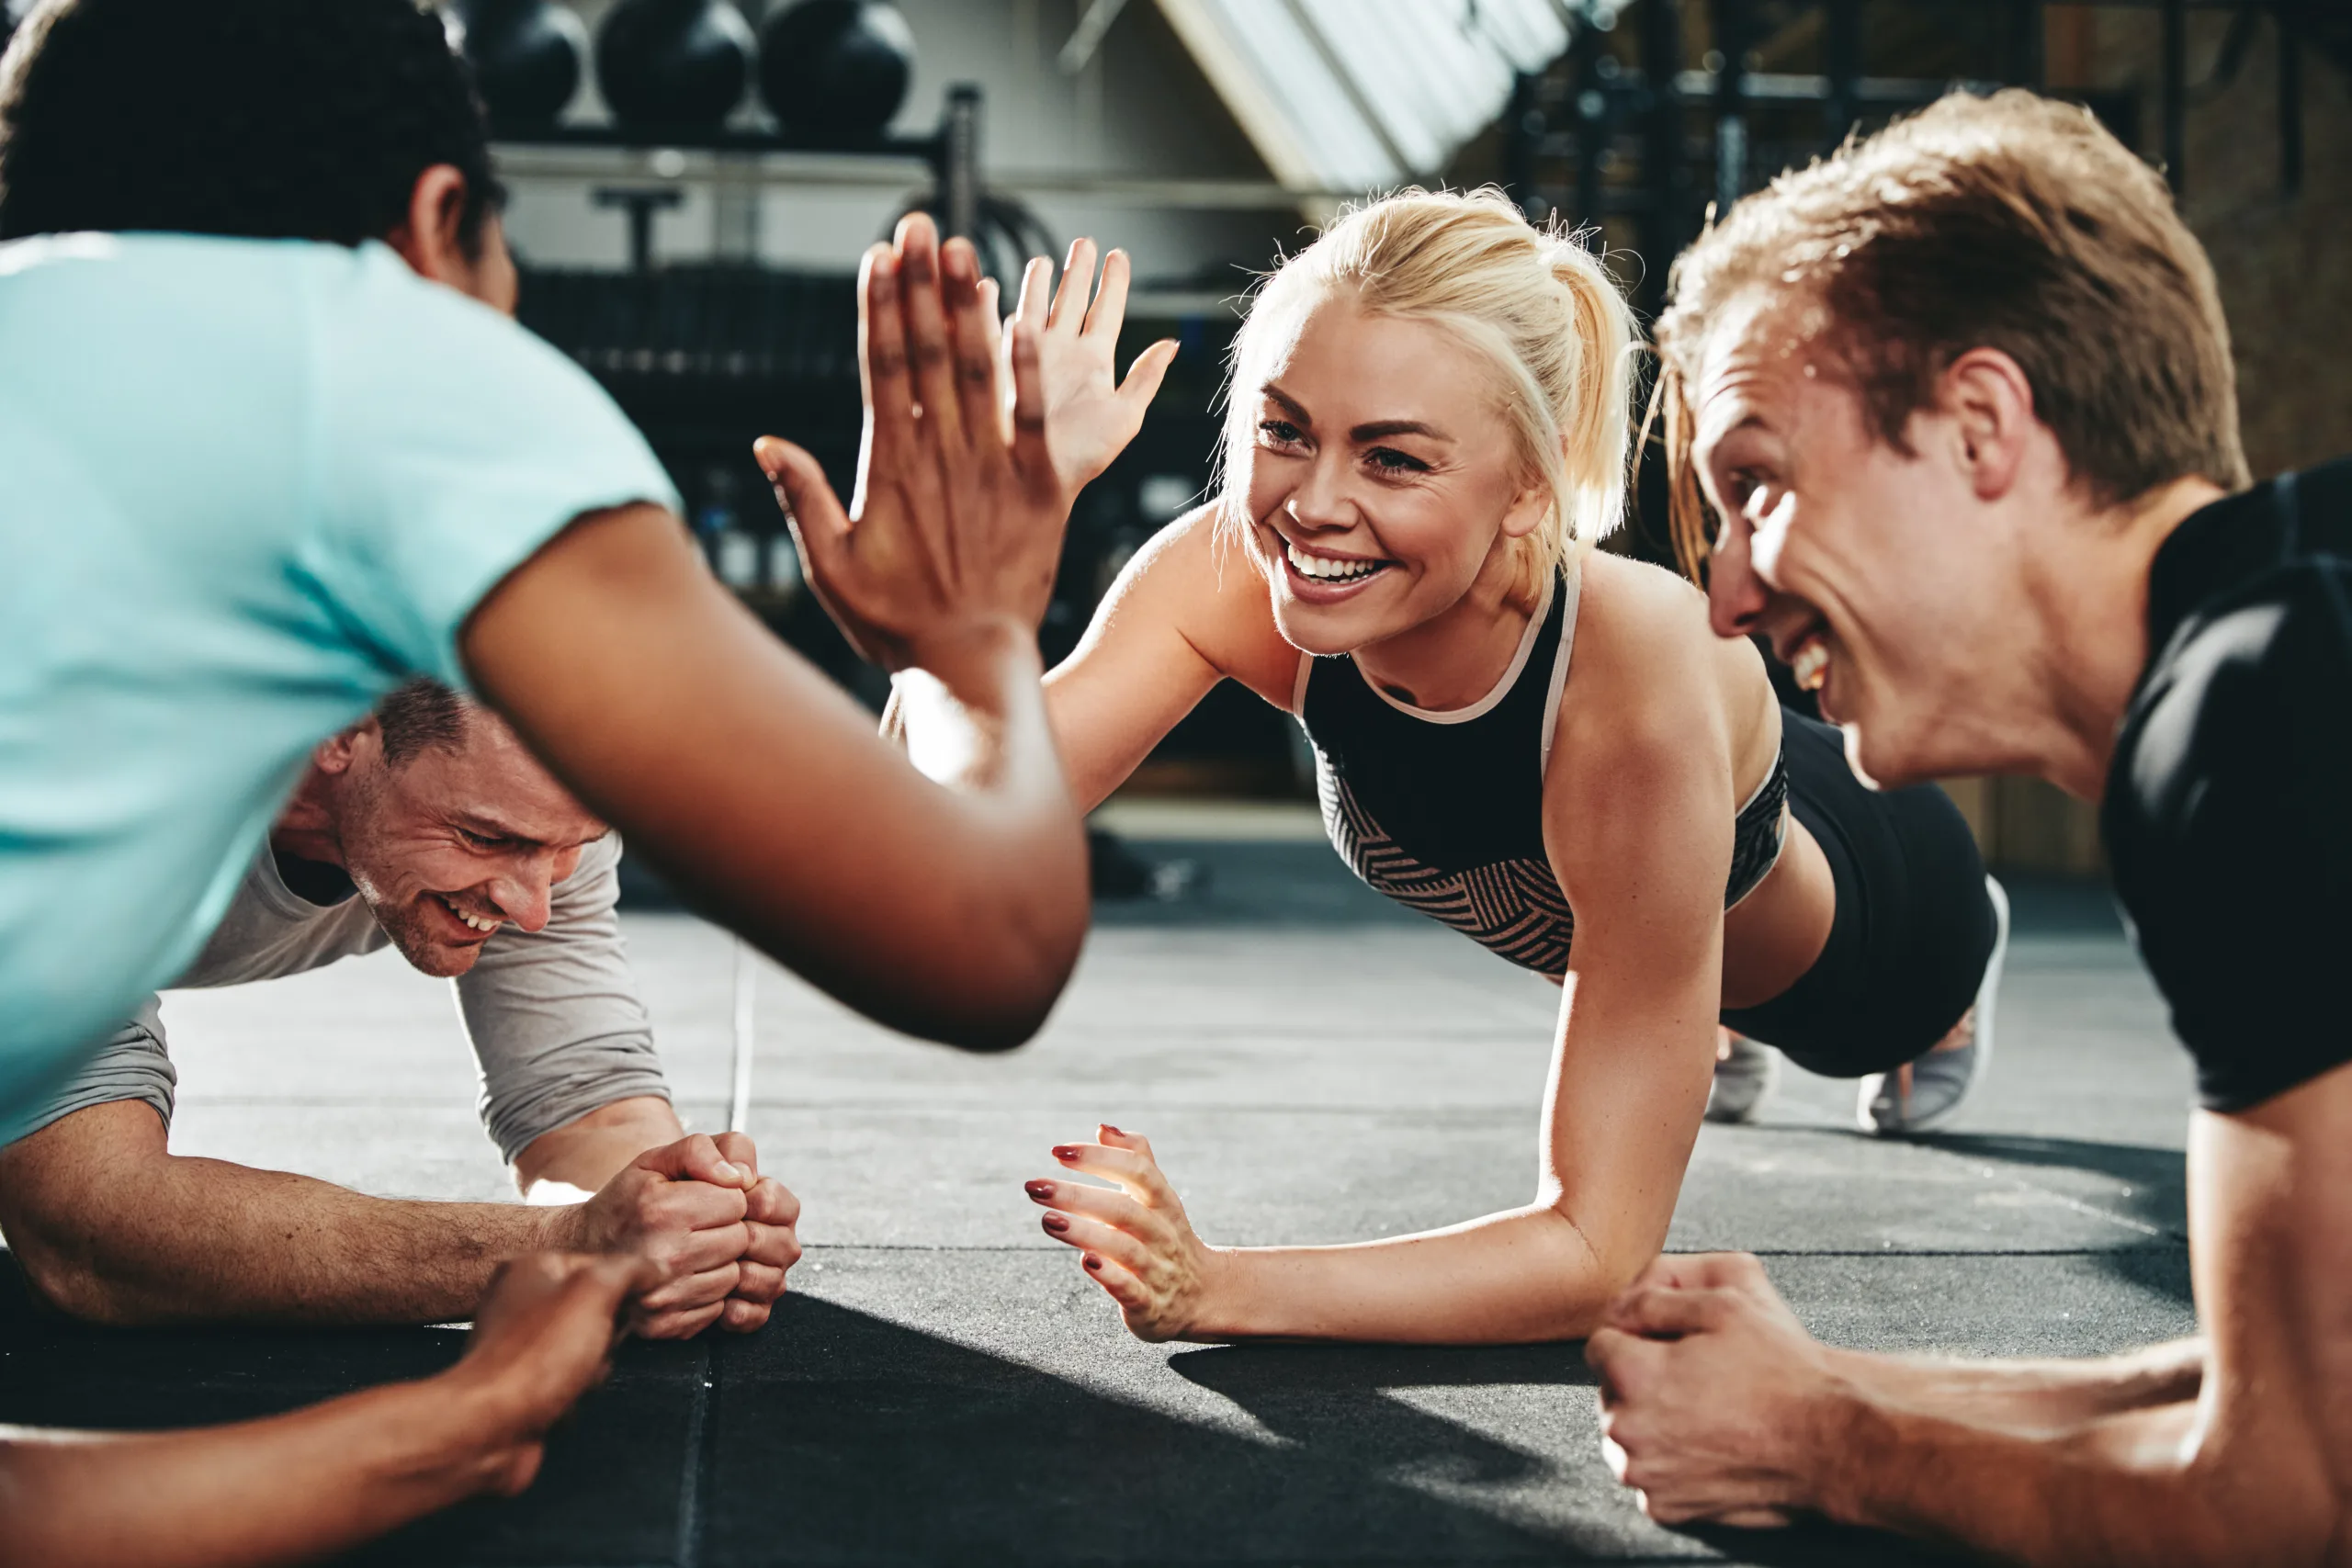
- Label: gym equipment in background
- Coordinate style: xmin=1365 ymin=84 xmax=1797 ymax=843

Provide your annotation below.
xmin=595 ymin=0 xmax=755 ymax=130
xmin=452 ymin=0 xmax=588 ymax=130
xmin=758 ymin=0 xmax=915 ymax=136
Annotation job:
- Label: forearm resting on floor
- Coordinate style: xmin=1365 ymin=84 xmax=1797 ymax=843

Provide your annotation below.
xmin=0 ymin=1104 xmax=550 ymax=1326
xmin=1195 ymin=1204 xmax=1624 ymax=1344
xmin=1830 ymin=1337 xmax=2206 ymax=1438
xmin=1817 ymin=1391 xmax=2340 ymax=1567
xmin=0 ymin=1379 xmax=524 ymax=1568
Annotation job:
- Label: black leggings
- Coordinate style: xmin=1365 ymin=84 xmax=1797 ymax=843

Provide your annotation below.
xmin=1717 ymin=711 xmax=1996 ymax=1077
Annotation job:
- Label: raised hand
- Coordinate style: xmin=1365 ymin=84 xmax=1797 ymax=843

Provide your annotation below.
xmin=754 ymin=212 xmax=1059 ymax=684
xmin=541 ymin=1133 xmax=759 ymax=1340
xmin=450 ymin=1251 xmax=651 ymax=1495
xmin=1004 ymin=240 xmax=1176 ymax=504
xmin=1026 ymin=1124 xmax=1216 ymax=1342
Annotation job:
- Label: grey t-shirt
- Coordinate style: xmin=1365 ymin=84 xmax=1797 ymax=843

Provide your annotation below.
xmin=23 ymin=834 xmax=667 ymax=1163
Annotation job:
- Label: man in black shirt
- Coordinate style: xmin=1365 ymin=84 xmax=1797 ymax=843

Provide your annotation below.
xmin=1583 ymin=89 xmax=2352 ymax=1563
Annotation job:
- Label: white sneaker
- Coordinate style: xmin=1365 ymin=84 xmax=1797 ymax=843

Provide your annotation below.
xmin=1706 ymin=1028 xmax=1781 ymax=1124
xmin=1859 ymin=874 xmax=2010 ymax=1135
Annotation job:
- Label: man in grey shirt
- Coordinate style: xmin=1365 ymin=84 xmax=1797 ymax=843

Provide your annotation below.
xmin=0 ymin=680 xmax=799 ymax=1337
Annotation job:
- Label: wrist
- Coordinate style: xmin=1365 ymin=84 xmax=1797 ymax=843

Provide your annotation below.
xmin=907 ymin=615 xmax=1040 ymax=703
xmin=381 ymin=1371 xmax=540 ymax=1501
xmin=1179 ymin=1246 xmax=1250 ymax=1341
xmin=1799 ymin=1361 xmax=1885 ymax=1528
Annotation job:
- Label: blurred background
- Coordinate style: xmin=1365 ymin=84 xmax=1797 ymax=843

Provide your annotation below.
xmin=435 ymin=0 xmax=2346 ymax=883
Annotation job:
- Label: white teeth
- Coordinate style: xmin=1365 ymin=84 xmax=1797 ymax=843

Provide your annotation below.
xmin=443 ymin=897 xmax=498 ymax=933
xmin=1791 ymin=637 xmax=1830 ymax=693
xmin=1285 ymin=542 xmax=1383 ymax=581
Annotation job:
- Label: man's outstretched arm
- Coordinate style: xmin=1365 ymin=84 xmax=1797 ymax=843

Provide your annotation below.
xmin=1588 ymin=1062 xmax=2352 ymax=1564
xmin=0 ymin=1102 xmax=777 ymax=1337
xmin=0 ymin=1254 xmax=641 ymax=1568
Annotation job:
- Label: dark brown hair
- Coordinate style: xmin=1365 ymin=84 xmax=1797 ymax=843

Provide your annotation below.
xmin=1652 ymin=88 xmax=2247 ymax=574
xmin=376 ymin=677 xmax=471 ymax=766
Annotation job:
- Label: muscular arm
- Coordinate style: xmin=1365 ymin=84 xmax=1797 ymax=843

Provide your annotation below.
xmin=1593 ymin=1066 xmax=2352 ymax=1562
xmin=1809 ymin=1073 xmax=2351 ymax=1564
xmin=0 ymin=1101 xmax=561 ymax=1326
xmin=0 ymin=1102 xmax=760 ymax=1334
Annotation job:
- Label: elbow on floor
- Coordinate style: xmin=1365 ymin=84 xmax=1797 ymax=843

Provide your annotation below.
xmin=14 ymin=1247 xmax=151 ymax=1328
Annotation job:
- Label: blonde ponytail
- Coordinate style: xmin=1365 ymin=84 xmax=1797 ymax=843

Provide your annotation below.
xmin=1216 ymin=187 xmax=1639 ymax=585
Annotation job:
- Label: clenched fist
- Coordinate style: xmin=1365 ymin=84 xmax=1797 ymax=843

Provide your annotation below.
xmin=540 ymin=1132 xmax=801 ymax=1339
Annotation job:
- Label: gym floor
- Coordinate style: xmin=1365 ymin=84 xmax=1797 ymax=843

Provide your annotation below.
xmin=0 ymin=838 xmax=2192 ymax=1566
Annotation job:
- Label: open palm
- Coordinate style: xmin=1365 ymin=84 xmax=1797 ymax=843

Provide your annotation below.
xmin=999 ymin=240 xmax=1177 ymax=506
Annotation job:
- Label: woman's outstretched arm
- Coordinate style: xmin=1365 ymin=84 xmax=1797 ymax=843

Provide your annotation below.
xmin=0 ymin=1254 xmax=644 ymax=1568
xmin=465 ymin=220 xmax=1085 ymax=1051
xmin=1027 ymin=565 xmax=1742 ymax=1343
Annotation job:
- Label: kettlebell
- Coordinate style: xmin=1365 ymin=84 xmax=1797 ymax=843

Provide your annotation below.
xmin=452 ymin=0 xmax=589 ymax=129
xmin=758 ymin=0 xmax=915 ymax=137
xmin=596 ymin=0 xmax=756 ymax=130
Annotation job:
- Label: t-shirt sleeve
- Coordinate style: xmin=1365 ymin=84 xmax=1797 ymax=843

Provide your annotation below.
xmin=452 ymin=833 xmax=669 ymax=1164
xmin=301 ymin=245 xmax=684 ymax=690
xmin=2111 ymin=566 xmax=2352 ymax=1112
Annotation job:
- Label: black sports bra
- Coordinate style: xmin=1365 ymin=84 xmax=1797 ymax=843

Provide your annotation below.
xmin=1295 ymin=570 xmax=1789 ymax=979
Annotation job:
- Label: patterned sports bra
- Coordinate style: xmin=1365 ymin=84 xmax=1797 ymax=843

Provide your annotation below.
xmin=1295 ymin=570 xmax=1789 ymax=979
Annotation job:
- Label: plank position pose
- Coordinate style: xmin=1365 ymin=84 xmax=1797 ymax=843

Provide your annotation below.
xmin=1583 ymin=90 xmax=2352 ymax=1562
xmin=0 ymin=0 xmax=1127 ymax=1560
xmin=0 ymin=676 xmax=799 ymax=1339
xmin=876 ymin=188 xmax=2005 ymax=1347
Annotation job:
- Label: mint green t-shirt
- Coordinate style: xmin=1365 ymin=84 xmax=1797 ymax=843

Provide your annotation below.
xmin=0 ymin=233 xmax=682 ymax=1139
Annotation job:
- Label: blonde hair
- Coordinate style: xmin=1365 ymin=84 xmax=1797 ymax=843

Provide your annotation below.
xmin=1654 ymin=88 xmax=2246 ymax=575
xmin=1216 ymin=187 xmax=1638 ymax=588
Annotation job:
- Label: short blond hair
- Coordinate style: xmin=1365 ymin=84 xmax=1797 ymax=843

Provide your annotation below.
xmin=1655 ymin=88 xmax=2248 ymax=573
xmin=1216 ymin=187 xmax=1638 ymax=587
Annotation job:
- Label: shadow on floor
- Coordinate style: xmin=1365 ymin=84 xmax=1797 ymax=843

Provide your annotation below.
xmin=1914 ymin=1133 xmax=2188 ymax=1240
xmin=0 ymin=1255 xmax=1975 ymax=1566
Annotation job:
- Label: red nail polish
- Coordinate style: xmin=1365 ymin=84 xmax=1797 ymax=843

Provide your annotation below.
xmin=1101 ymin=1125 xmax=1125 ymax=1137
xmin=1052 ymin=1145 xmax=1080 ymax=1162
xmin=1042 ymin=1213 xmax=1070 ymax=1234
xmin=1024 ymin=1180 xmax=1055 ymax=1201
xmin=1084 ymin=1255 xmax=1102 ymax=1271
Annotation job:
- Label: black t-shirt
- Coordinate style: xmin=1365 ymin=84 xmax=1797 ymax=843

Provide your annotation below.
xmin=2103 ymin=457 xmax=2352 ymax=1112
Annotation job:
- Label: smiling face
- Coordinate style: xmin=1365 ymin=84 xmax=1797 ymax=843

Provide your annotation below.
xmin=309 ymin=712 xmax=607 ymax=978
xmin=1238 ymin=294 xmax=1549 ymax=658
xmin=1690 ymin=290 xmax=2043 ymax=787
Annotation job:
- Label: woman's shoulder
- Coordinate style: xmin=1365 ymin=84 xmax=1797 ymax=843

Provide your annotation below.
xmin=1098 ymin=502 xmax=1299 ymax=705
xmin=1555 ymin=552 xmax=1767 ymax=768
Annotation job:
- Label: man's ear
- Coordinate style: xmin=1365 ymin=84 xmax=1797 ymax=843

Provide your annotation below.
xmin=386 ymin=164 xmax=476 ymax=289
xmin=1939 ymin=347 xmax=2036 ymax=502
xmin=312 ymin=718 xmax=382 ymax=776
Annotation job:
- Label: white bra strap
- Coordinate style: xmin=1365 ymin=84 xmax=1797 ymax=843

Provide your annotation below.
xmin=1537 ymin=568 xmax=1583 ymax=778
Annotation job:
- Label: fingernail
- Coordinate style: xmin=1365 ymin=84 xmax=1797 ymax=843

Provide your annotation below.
xmin=1084 ymin=1255 xmax=1102 ymax=1272
xmin=1051 ymin=1145 xmax=1080 ymax=1162
xmin=1024 ymin=1180 xmax=1055 ymax=1201
xmin=1042 ymin=1213 xmax=1070 ymax=1234
xmin=1101 ymin=1125 xmax=1124 ymax=1137
xmin=944 ymin=243 xmax=974 ymax=281
xmin=713 ymin=1161 xmax=743 ymax=1183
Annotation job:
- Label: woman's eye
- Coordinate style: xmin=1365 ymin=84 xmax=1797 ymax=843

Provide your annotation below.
xmin=1258 ymin=419 xmax=1304 ymax=446
xmin=1366 ymin=446 xmax=1429 ymax=474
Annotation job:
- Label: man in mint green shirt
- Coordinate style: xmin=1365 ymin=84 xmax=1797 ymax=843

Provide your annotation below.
xmin=0 ymin=0 xmax=1115 ymax=1559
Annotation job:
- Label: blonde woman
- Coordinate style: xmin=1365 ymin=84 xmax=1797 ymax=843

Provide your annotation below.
xmin=886 ymin=192 xmax=2006 ymax=1345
